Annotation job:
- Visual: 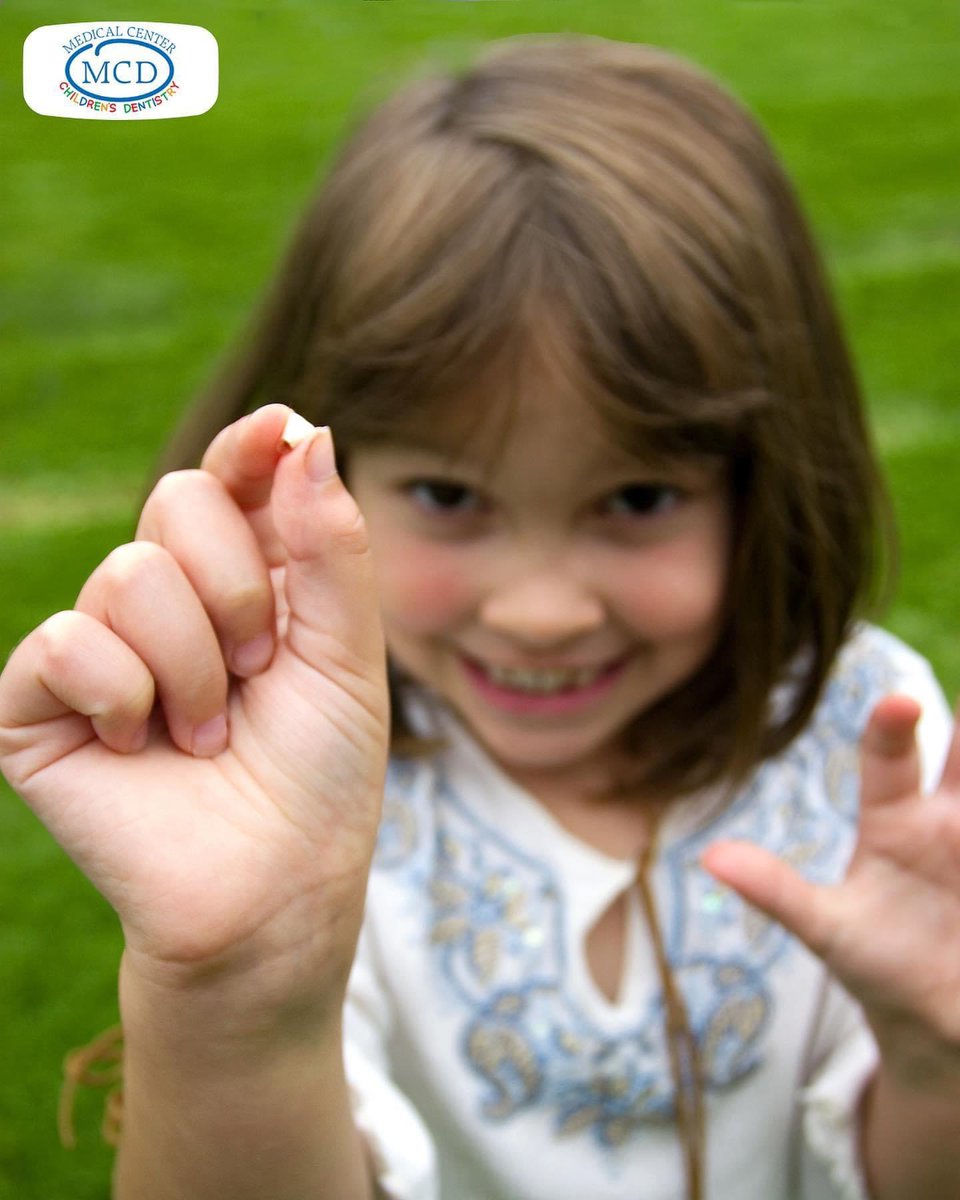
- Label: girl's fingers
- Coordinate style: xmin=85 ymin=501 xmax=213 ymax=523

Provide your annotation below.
xmin=200 ymin=404 xmax=297 ymax=568
xmin=270 ymin=425 xmax=387 ymax=680
xmin=137 ymin=470 xmax=276 ymax=677
xmin=0 ymin=610 xmax=155 ymax=785
xmin=75 ymin=542 xmax=229 ymax=756
xmin=701 ymin=840 xmax=834 ymax=959
xmin=859 ymin=693 xmax=923 ymax=808
xmin=201 ymin=403 xmax=291 ymax=502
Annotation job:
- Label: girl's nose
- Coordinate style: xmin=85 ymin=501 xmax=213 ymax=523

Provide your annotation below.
xmin=478 ymin=572 xmax=606 ymax=647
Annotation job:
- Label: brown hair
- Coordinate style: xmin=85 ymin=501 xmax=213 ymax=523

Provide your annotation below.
xmin=156 ymin=33 xmax=893 ymax=804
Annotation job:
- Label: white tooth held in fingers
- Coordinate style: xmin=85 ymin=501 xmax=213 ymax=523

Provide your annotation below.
xmin=280 ymin=411 xmax=316 ymax=449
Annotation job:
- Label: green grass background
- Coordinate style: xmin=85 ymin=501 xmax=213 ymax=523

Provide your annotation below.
xmin=1 ymin=1 xmax=958 ymax=1195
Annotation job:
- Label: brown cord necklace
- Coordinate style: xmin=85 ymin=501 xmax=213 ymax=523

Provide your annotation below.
xmin=636 ymin=830 xmax=706 ymax=1200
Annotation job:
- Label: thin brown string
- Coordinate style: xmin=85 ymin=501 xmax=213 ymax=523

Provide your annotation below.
xmin=637 ymin=831 xmax=705 ymax=1200
xmin=58 ymin=1024 xmax=124 ymax=1149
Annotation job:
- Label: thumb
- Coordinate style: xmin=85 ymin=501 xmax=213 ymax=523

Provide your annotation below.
xmin=270 ymin=424 xmax=386 ymax=680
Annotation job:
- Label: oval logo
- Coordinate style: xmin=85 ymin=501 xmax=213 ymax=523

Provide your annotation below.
xmin=64 ymin=39 xmax=174 ymax=103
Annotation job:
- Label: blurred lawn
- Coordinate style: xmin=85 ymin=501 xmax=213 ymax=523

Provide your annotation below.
xmin=1 ymin=1 xmax=958 ymax=1195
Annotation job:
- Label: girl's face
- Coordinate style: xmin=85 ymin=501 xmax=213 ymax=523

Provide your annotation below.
xmin=346 ymin=381 xmax=731 ymax=802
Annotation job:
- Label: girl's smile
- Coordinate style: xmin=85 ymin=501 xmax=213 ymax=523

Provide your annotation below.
xmin=457 ymin=650 xmax=632 ymax=715
xmin=346 ymin=368 xmax=731 ymax=803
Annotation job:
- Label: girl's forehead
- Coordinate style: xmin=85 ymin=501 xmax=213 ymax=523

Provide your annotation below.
xmin=394 ymin=359 xmax=627 ymax=462
xmin=381 ymin=388 xmax=629 ymax=469
xmin=349 ymin=324 xmax=729 ymax=483
xmin=359 ymin=409 xmax=714 ymax=489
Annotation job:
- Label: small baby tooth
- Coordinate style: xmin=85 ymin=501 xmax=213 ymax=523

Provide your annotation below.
xmin=279 ymin=411 xmax=316 ymax=450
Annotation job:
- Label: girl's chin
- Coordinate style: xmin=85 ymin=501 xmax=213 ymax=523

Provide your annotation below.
xmin=456 ymin=706 xmax=624 ymax=773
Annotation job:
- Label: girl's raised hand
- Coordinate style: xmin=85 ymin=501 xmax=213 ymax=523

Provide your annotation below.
xmin=703 ymin=695 xmax=960 ymax=1081
xmin=0 ymin=406 xmax=389 ymax=1002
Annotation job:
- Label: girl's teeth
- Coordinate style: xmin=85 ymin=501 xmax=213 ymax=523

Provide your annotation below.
xmin=482 ymin=663 xmax=605 ymax=693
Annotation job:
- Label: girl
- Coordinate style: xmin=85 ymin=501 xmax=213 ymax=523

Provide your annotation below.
xmin=3 ymin=34 xmax=960 ymax=1200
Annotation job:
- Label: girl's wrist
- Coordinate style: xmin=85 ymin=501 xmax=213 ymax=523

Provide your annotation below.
xmin=862 ymin=1060 xmax=960 ymax=1200
xmin=118 ymin=943 xmax=348 ymax=1051
xmin=870 ymin=1017 xmax=960 ymax=1101
xmin=113 ymin=960 xmax=369 ymax=1200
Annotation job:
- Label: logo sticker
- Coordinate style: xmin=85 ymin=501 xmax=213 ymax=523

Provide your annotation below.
xmin=23 ymin=23 xmax=218 ymax=120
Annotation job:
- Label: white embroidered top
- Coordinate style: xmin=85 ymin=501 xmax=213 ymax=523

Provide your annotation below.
xmin=344 ymin=625 xmax=953 ymax=1200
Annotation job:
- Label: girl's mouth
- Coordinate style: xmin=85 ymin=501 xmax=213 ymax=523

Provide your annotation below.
xmin=458 ymin=653 xmax=629 ymax=715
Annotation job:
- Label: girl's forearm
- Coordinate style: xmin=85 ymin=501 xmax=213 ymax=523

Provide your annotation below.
xmin=861 ymin=1064 xmax=960 ymax=1200
xmin=112 ymin=957 xmax=374 ymax=1200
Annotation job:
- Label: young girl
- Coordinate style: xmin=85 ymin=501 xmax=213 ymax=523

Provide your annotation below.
xmin=3 ymin=34 xmax=960 ymax=1200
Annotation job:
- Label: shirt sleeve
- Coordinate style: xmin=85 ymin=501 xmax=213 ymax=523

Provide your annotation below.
xmin=797 ymin=979 xmax=878 ymax=1200
xmin=342 ymin=921 xmax=439 ymax=1200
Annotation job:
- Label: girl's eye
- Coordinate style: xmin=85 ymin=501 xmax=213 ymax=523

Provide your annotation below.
xmin=606 ymin=484 xmax=681 ymax=517
xmin=404 ymin=479 xmax=481 ymax=515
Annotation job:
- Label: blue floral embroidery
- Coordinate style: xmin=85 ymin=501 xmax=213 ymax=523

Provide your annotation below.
xmin=374 ymin=628 xmax=902 ymax=1148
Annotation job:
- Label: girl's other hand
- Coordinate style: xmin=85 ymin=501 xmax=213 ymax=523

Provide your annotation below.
xmin=703 ymin=694 xmax=960 ymax=1085
xmin=0 ymin=405 xmax=389 ymax=1009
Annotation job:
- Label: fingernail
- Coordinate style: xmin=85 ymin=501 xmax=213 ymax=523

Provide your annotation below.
xmin=306 ymin=426 xmax=336 ymax=481
xmin=231 ymin=633 xmax=274 ymax=676
xmin=192 ymin=713 xmax=228 ymax=757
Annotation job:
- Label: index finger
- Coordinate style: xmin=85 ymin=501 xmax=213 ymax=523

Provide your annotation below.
xmin=200 ymin=403 xmax=295 ymax=511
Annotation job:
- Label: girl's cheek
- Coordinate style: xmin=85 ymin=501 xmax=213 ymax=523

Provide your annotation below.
xmin=375 ymin=543 xmax=475 ymax=633
xmin=609 ymin=540 xmax=727 ymax=632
